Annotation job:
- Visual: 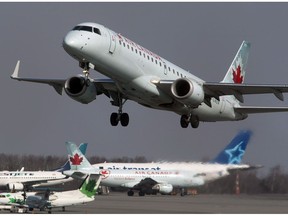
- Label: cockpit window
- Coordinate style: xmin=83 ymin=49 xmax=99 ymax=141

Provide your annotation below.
xmin=72 ymin=26 xmax=101 ymax=35
xmin=93 ymin=28 xmax=101 ymax=35
xmin=73 ymin=26 xmax=92 ymax=32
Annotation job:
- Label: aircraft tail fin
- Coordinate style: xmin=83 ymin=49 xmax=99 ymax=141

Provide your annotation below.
xmin=66 ymin=141 xmax=94 ymax=172
xmin=210 ymin=130 xmax=252 ymax=164
xmin=79 ymin=174 xmax=101 ymax=198
xmin=222 ymin=41 xmax=250 ymax=84
xmin=52 ymin=143 xmax=88 ymax=172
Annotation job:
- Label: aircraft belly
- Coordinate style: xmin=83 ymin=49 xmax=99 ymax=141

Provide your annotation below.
xmin=122 ymin=77 xmax=172 ymax=107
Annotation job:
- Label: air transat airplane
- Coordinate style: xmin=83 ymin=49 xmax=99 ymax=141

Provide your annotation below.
xmin=64 ymin=131 xmax=261 ymax=196
xmin=0 ymin=174 xmax=101 ymax=213
xmin=10 ymin=22 xmax=288 ymax=128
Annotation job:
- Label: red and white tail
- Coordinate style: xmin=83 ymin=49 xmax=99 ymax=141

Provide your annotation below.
xmin=222 ymin=41 xmax=250 ymax=84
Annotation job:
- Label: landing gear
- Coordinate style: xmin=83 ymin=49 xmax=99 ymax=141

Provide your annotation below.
xmin=110 ymin=112 xmax=129 ymax=127
xmin=79 ymin=61 xmax=90 ymax=85
xmin=180 ymin=188 xmax=185 ymax=196
xmin=127 ymin=190 xmax=134 ymax=196
xmin=138 ymin=191 xmax=145 ymax=196
xmin=110 ymin=95 xmax=129 ymax=127
xmin=180 ymin=114 xmax=199 ymax=129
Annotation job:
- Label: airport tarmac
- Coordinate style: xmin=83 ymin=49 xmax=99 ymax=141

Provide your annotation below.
xmin=1 ymin=192 xmax=288 ymax=214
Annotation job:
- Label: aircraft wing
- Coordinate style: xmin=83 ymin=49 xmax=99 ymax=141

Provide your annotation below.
xmin=203 ymin=82 xmax=288 ymax=102
xmin=154 ymin=79 xmax=288 ymax=103
xmin=131 ymin=178 xmax=158 ymax=190
xmin=10 ymin=61 xmax=118 ymax=97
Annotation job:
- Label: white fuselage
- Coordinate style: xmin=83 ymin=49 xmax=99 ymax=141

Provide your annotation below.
xmin=0 ymin=171 xmax=72 ymax=189
xmin=63 ymin=22 xmax=245 ymax=122
xmin=92 ymin=162 xmax=248 ymax=188
xmin=48 ymin=190 xmax=94 ymax=207
xmin=0 ymin=190 xmax=93 ymax=208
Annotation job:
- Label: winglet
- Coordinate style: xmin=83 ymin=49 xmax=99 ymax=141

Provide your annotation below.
xmin=11 ymin=61 xmax=20 ymax=79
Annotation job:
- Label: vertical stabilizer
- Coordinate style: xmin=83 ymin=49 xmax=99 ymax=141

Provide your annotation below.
xmin=66 ymin=142 xmax=94 ymax=172
xmin=52 ymin=143 xmax=87 ymax=172
xmin=79 ymin=174 xmax=101 ymax=198
xmin=210 ymin=130 xmax=252 ymax=164
xmin=222 ymin=41 xmax=250 ymax=84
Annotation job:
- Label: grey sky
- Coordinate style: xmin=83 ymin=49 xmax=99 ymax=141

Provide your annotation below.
xmin=1 ymin=2 xmax=288 ymax=173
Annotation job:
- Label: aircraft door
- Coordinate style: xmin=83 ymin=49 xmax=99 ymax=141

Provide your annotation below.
xmin=108 ymin=30 xmax=116 ymax=54
xmin=163 ymin=61 xmax=167 ymax=75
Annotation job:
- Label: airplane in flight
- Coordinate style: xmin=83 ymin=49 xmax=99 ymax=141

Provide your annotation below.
xmin=10 ymin=22 xmax=288 ymax=128
xmin=0 ymin=174 xmax=101 ymax=213
xmin=64 ymin=131 xmax=261 ymax=196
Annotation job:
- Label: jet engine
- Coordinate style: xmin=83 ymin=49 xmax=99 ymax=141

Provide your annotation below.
xmin=64 ymin=75 xmax=97 ymax=104
xmin=171 ymin=78 xmax=204 ymax=106
xmin=7 ymin=183 xmax=24 ymax=191
xmin=152 ymin=183 xmax=173 ymax=194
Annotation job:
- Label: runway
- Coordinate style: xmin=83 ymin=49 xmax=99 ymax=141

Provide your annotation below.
xmin=3 ymin=192 xmax=288 ymax=214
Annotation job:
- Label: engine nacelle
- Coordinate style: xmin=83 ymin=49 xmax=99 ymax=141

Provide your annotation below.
xmin=152 ymin=183 xmax=173 ymax=194
xmin=64 ymin=75 xmax=97 ymax=104
xmin=171 ymin=78 xmax=204 ymax=106
xmin=7 ymin=183 xmax=24 ymax=191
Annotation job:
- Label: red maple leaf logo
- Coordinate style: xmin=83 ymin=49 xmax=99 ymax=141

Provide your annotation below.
xmin=99 ymin=170 xmax=110 ymax=179
xmin=69 ymin=153 xmax=83 ymax=165
xmin=232 ymin=65 xmax=243 ymax=84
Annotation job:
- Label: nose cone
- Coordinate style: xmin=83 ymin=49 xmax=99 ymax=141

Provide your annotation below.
xmin=62 ymin=32 xmax=82 ymax=54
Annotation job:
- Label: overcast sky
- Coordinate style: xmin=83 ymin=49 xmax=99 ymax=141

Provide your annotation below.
xmin=1 ymin=2 xmax=288 ymax=174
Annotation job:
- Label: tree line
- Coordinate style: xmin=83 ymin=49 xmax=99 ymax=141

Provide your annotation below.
xmin=1 ymin=153 xmax=288 ymax=194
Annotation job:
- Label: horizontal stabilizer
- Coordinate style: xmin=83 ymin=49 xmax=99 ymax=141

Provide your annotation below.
xmin=235 ymin=106 xmax=288 ymax=114
xmin=228 ymin=164 xmax=263 ymax=172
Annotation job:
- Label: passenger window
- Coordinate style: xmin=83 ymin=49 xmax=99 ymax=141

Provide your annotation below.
xmin=127 ymin=44 xmax=130 ymax=49
xmin=151 ymin=58 xmax=154 ymax=62
xmin=131 ymin=47 xmax=134 ymax=51
xmin=119 ymin=41 xmax=122 ymax=45
xmin=147 ymin=56 xmax=150 ymax=60
xmin=135 ymin=49 xmax=138 ymax=54
xmin=139 ymin=51 xmax=142 ymax=56
xmin=123 ymin=43 xmax=126 ymax=47
xmin=155 ymin=60 xmax=157 ymax=64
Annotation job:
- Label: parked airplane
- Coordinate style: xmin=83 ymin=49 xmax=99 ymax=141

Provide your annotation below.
xmin=0 ymin=174 xmax=101 ymax=213
xmin=0 ymin=170 xmax=72 ymax=192
xmin=64 ymin=131 xmax=261 ymax=196
xmin=10 ymin=22 xmax=288 ymax=128
xmin=0 ymin=143 xmax=87 ymax=192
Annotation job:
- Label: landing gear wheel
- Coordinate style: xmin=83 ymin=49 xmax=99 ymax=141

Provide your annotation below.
xmin=180 ymin=188 xmax=185 ymax=196
xmin=138 ymin=191 xmax=145 ymax=196
xmin=190 ymin=116 xmax=199 ymax=128
xmin=120 ymin=113 xmax=129 ymax=127
xmin=127 ymin=190 xmax=134 ymax=196
xmin=110 ymin=113 xmax=119 ymax=126
xmin=180 ymin=115 xmax=189 ymax=128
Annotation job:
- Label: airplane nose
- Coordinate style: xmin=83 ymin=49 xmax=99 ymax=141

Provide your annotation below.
xmin=62 ymin=32 xmax=82 ymax=53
